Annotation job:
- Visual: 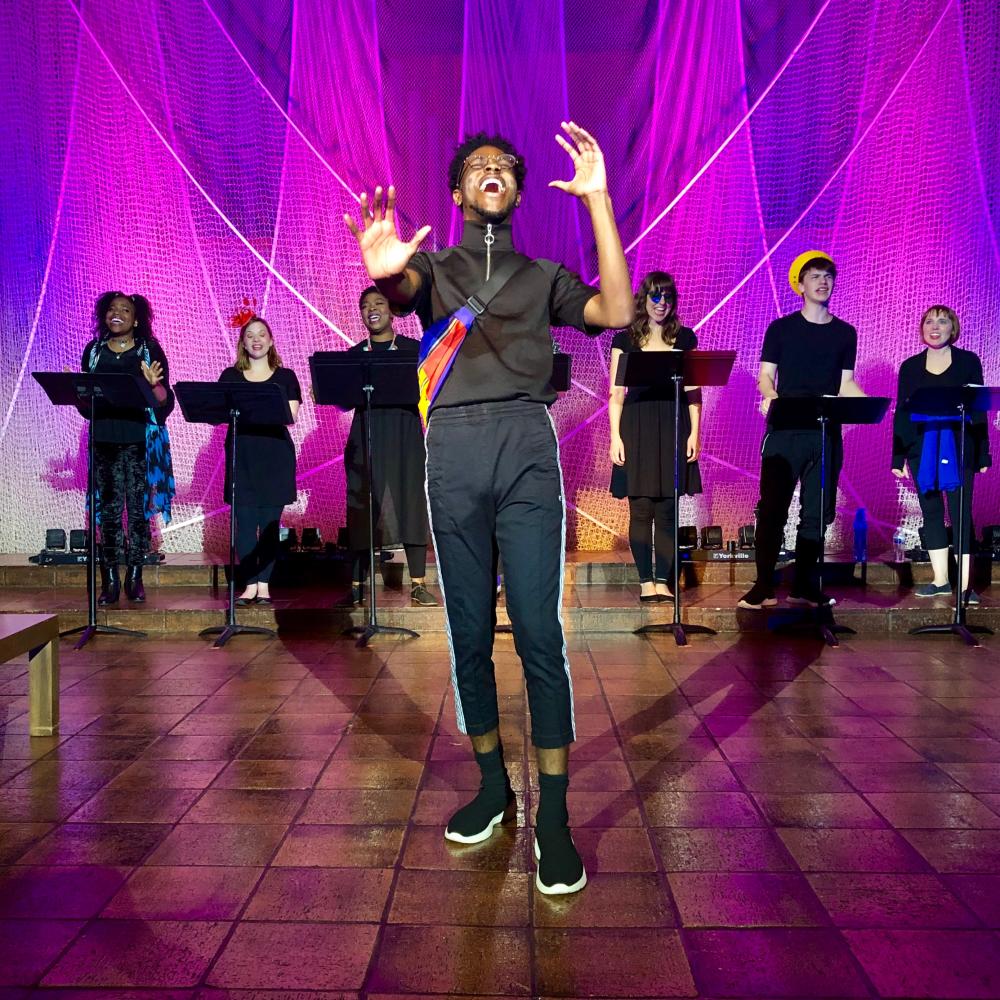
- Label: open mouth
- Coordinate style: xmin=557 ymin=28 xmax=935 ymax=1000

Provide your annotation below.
xmin=368 ymin=312 xmax=382 ymax=324
xmin=479 ymin=177 xmax=505 ymax=195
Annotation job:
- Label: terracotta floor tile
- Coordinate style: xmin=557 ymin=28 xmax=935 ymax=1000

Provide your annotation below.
xmin=0 ymin=822 xmax=54 ymax=864
xmin=845 ymin=928 xmax=1000 ymax=998
xmin=777 ymin=828 xmax=931 ymax=872
xmin=389 ymin=869 xmax=530 ymax=926
xmin=236 ymin=734 xmax=337 ymax=760
xmin=333 ymin=733 xmax=431 ymax=761
xmin=668 ymin=872 xmax=829 ymax=927
xmin=299 ymin=788 xmax=417 ymax=825
xmin=402 ymin=825 xmax=532 ymax=873
xmin=942 ymin=875 xmax=1000 ymax=926
xmin=17 ymin=823 xmax=170 ymax=866
xmin=0 ymin=865 xmax=129 ymax=918
xmin=181 ymin=789 xmax=307 ymax=824
xmin=866 ymin=791 xmax=1000 ymax=829
xmin=0 ymin=786 xmax=96 ymax=823
xmin=101 ymin=865 xmax=262 ymax=919
xmin=69 ymin=787 xmax=202 ymax=824
xmin=731 ymin=759 xmax=855 ymax=794
xmin=369 ymin=925 xmax=530 ymax=995
xmin=641 ymin=791 xmax=764 ymax=827
xmin=145 ymin=823 xmax=288 ymax=866
xmin=272 ymin=824 xmax=404 ymax=867
xmin=807 ymin=872 xmax=979 ymax=928
xmin=211 ymin=758 xmax=324 ymax=789
xmin=0 ymin=919 xmax=84 ymax=986
xmin=43 ymin=919 xmax=231 ymax=987
xmin=533 ymin=872 xmax=673 ymax=928
xmin=629 ymin=759 xmax=740 ymax=792
xmin=902 ymin=829 xmax=1000 ymax=873
xmin=316 ymin=758 xmax=425 ymax=790
xmin=534 ymin=927 xmax=695 ymax=997
xmin=652 ymin=827 xmax=796 ymax=872
xmin=141 ymin=735 xmax=251 ymax=760
xmin=753 ymin=792 xmax=885 ymax=828
xmin=105 ymin=759 xmax=227 ymax=790
xmin=244 ymin=866 xmax=394 ymax=922
xmin=685 ymin=927 xmax=870 ymax=997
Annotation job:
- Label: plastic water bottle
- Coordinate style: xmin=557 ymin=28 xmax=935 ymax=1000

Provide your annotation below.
xmin=853 ymin=508 xmax=868 ymax=563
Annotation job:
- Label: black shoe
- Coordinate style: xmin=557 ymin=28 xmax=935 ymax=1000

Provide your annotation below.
xmin=534 ymin=827 xmax=587 ymax=896
xmin=444 ymin=786 xmax=516 ymax=844
xmin=788 ymin=589 xmax=837 ymax=608
xmin=965 ymin=590 xmax=982 ymax=607
xmin=410 ymin=583 xmax=438 ymax=606
xmin=639 ymin=593 xmax=660 ymax=604
xmin=255 ymin=596 xmax=273 ymax=606
xmin=124 ymin=565 xmax=145 ymax=602
xmin=737 ymin=582 xmax=777 ymax=610
xmin=98 ymin=562 xmax=120 ymax=606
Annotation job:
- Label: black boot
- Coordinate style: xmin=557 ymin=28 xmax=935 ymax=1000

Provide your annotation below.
xmin=98 ymin=556 xmax=120 ymax=606
xmin=125 ymin=565 xmax=145 ymax=603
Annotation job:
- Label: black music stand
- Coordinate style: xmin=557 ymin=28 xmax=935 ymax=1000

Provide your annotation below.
xmin=175 ymin=381 xmax=291 ymax=648
xmin=310 ymin=352 xmax=420 ymax=647
xmin=32 ymin=371 xmax=153 ymax=649
xmin=616 ymin=351 xmax=736 ymax=645
xmin=905 ymin=384 xmax=998 ymax=647
xmin=769 ymin=395 xmax=890 ymax=646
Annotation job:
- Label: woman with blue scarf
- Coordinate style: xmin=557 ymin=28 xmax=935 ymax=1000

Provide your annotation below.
xmin=891 ymin=305 xmax=990 ymax=604
xmin=82 ymin=292 xmax=175 ymax=605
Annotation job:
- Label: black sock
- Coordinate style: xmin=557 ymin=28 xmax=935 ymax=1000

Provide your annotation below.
xmin=536 ymin=771 xmax=569 ymax=831
xmin=474 ymin=745 xmax=510 ymax=801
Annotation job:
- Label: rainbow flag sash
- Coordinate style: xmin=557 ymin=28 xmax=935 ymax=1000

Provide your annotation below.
xmin=417 ymin=304 xmax=476 ymax=428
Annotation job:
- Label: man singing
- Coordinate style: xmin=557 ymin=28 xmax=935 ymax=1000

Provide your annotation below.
xmin=345 ymin=122 xmax=632 ymax=894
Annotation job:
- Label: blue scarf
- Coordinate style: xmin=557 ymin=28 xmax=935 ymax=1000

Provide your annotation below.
xmin=912 ymin=412 xmax=964 ymax=492
xmin=87 ymin=339 xmax=176 ymax=524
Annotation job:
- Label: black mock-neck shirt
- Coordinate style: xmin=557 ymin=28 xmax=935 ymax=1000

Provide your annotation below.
xmin=405 ymin=221 xmax=602 ymax=411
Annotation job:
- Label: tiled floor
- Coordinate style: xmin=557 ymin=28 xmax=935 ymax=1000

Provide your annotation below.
xmin=2 ymin=630 xmax=1000 ymax=996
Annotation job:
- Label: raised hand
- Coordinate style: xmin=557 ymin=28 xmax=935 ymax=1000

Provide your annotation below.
xmin=344 ymin=185 xmax=432 ymax=280
xmin=141 ymin=360 xmax=164 ymax=386
xmin=549 ymin=121 xmax=608 ymax=199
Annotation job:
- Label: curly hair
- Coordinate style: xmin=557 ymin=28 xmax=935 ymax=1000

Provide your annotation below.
xmin=93 ymin=291 xmax=155 ymax=341
xmin=447 ymin=132 xmax=526 ymax=192
xmin=628 ymin=271 xmax=680 ymax=349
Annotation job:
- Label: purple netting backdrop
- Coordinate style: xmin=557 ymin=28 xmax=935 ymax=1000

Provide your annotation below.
xmin=2 ymin=0 xmax=997 ymax=555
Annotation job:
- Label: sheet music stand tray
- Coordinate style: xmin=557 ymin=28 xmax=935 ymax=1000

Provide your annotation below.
xmin=175 ymin=381 xmax=292 ymax=648
xmin=904 ymin=384 xmax=998 ymax=647
xmin=310 ymin=352 xmax=420 ymax=647
xmin=32 ymin=371 xmax=155 ymax=649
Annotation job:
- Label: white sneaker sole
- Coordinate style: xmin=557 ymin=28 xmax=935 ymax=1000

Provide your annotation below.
xmin=533 ymin=837 xmax=588 ymax=896
xmin=443 ymin=808 xmax=507 ymax=845
xmin=787 ymin=595 xmax=837 ymax=608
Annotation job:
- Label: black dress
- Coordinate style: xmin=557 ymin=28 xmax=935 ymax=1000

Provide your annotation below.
xmin=219 ymin=366 xmax=301 ymax=506
xmin=610 ymin=327 xmax=703 ymax=499
xmin=344 ymin=336 xmax=429 ymax=549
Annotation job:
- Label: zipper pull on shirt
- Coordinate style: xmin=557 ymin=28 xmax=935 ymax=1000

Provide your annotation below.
xmin=484 ymin=223 xmax=494 ymax=281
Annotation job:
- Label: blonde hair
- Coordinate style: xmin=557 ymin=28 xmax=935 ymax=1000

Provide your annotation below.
xmin=920 ymin=304 xmax=960 ymax=344
xmin=235 ymin=316 xmax=283 ymax=370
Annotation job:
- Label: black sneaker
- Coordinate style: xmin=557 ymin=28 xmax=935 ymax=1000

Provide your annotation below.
xmin=787 ymin=589 xmax=837 ymax=608
xmin=915 ymin=582 xmax=952 ymax=598
xmin=737 ymin=583 xmax=778 ymax=609
xmin=444 ymin=787 xmax=516 ymax=844
xmin=410 ymin=583 xmax=438 ymax=606
xmin=534 ymin=827 xmax=587 ymax=896
xmin=965 ymin=590 xmax=982 ymax=607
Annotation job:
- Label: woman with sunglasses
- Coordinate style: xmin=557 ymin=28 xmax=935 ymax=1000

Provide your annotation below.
xmin=609 ymin=271 xmax=702 ymax=602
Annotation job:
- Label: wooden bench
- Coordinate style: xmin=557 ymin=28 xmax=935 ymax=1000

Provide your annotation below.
xmin=0 ymin=614 xmax=60 ymax=736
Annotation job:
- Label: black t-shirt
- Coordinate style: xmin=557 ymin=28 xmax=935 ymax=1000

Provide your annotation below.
xmin=81 ymin=337 xmax=171 ymax=444
xmin=611 ymin=326 xmax=698 ymax=404
xmin=760 ymin=311 xmax=857 ymax=403
xmin=403 ymin=221 xmax=602 ymax=410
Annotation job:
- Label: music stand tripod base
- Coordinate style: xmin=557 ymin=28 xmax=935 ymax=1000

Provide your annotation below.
xmin=200 ymin=622 xmax=277 ymax=649
xmin=345 ymin=621 xmax=420 ymax=648
xmin=61 ymin=621 xmax=147 ymax=650
xmin=635 ymin=621 xmax=716 ymax=645
xmin=909 ymin=621 xmax=993 ymax=648
xmin=772 ymin=608 xmax=855 ymax=648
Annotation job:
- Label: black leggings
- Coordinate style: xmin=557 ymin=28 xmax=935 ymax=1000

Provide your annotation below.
xmin=95 ymin=441 xmax=149 ymax=566
xmin=627 ymin=496 xmax=676 ymax=583
xmin=917 ymin=470 xmax=975 ymax=551
xmin=353 ymin=544 xmax=427 ymax=583
xmin=236 ymin=505 xmax=283 ymax=586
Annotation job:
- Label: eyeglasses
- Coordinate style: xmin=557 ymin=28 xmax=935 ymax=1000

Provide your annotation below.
xmin=463 ymin=152 xmax=518 ymax=171
xmin=648 ymin=289 xmax=673 ymax=304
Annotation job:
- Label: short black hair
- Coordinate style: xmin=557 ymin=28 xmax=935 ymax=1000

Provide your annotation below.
xmin=358 ymin=286 xmax=383 ymax=310
xmin=447 ymin=132 xmax=526 ymax=192
xmin=798 ymin=256 xmax=837 ymax=282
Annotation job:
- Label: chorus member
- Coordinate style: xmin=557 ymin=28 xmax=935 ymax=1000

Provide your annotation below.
xmin=892 ymin=305 xmax=990 ymax=605
xmin=82 ymin=292 xmax=175 ymax=605
xmin=345 ymin=123 xmax=632 ymax=895
xmin=342 ymin=287 xmax=436 ymax=607
xmin=609 ymin=271 xmax=702 ymax=602
xmin=219 ymin=316 xmax=301 ymax=606
xmin=738 ymin=252 xmax=865 ymax=610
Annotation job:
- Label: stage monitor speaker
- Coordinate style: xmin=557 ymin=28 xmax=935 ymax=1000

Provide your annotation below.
xmin=678 ymin=526 xmax=697 ymax=549
xmin=44 ymin=528 xmax=66 ymax=551
xmin=69 ymin=529 xmax=88 ymax=552
xmin=738 ymin=524 xmax=755 ymax=549
xmin=701 ymin=525 xmax=724 ymax=550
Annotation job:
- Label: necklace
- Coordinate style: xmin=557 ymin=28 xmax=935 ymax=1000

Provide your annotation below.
xmin=110 ymin=336 xmax=134 ymax=353
xmin=363 ymin=332 xmax=397 ymax=352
